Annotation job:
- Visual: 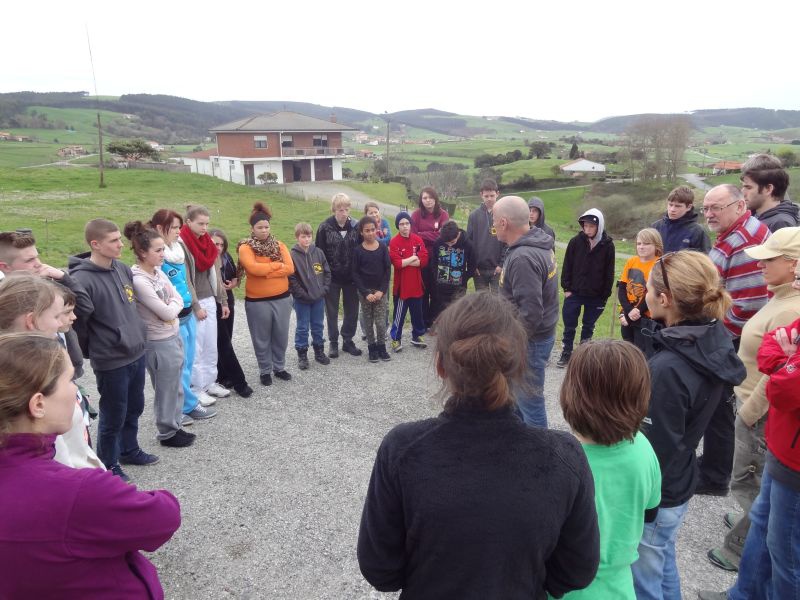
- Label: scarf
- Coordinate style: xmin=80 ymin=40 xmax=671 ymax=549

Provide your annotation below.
xmin=179 ymin=224 xmax=218 ymax=272
xmin=236 ymin=234 xmax=283 ymax=281
xmin=163 ymin=240 xmax=186 ymax=265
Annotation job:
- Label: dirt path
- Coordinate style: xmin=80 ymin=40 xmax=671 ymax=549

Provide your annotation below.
xmin=280 ymin=181 xmax=405 ymax=218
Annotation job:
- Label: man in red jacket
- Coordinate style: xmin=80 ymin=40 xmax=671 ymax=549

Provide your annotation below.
xmin=389 ymin=211 xmax=429 ymax=352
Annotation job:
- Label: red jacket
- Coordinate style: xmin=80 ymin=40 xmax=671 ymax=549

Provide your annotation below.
xmin=757 ymin=317 xmax=800 ymax=472
xmin=389 ymin=233 xmax=428 ymax=299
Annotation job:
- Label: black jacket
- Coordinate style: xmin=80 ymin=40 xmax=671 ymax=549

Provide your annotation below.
xmin=643 ymin=320 xmax=746 ymax=508
xmin=651 ymin=210 xmax=711 ymax=253
xmin=315 ymin=216 xmax=360 ymax=284
xmin=758 ymin=200 xmax=800 ymax=232
xmin=358 ymin=405 xmax=599 ymax=600
xmin=434 ymin=230 xmax=473 ymax=289
xmin=560 ymin=231 xmax=615 ymax=300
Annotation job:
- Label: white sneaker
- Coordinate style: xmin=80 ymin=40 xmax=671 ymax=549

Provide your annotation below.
xmin=206 ymin=382 xmax=231 ymax=398
xmin=197 ymin=391 xmax=217 ymax=406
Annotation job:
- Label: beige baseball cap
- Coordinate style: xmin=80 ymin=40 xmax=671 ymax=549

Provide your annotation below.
xmin=745 ymin=227 xmax=800 ymax=260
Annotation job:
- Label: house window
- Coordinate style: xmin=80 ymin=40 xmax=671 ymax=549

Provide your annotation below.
xmin=281 ymin=135 xmax=293 ymax=148
xmin=313 ymin=134 xmax=328 ymax=147
xmin=229 ymin=160 xmax=236 ymax=170
xmin=212 ymin=157 xmax=219 ymax=166
xmin=254 ymin=135 xmax=267 ymax=149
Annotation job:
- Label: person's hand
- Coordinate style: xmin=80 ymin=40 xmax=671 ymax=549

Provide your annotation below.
xmin=774 ymin=327 xmax=799 ymax=357
xmin=628 ymin=307 xmax=641 ymax=321
xmin=221 ymin=306 xmax=231 ymax=319
xmin=374 ymin=291 xmax=383 ymax=301
xmin=196 ymin=308 xmax=208 ymax=321
xmin=564 ymin=291 xmax=572 ymax=298
xmin=38 ymin=264 xmax=64 ymax=280
xmin=619 ymin=314 xmax=628 ymax=326
xmin=494 ymin=266 xmax=502 ymax=275
xmin=475 ymin=268 xmax=481 ymax=277
xmin=223 ymin=277 xmax=238 ymax=290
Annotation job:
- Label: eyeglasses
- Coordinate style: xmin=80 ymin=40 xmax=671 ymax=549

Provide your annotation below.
xmin=658 ymin=252 xmax=675 ymax=293
xmin=700 ymin=200 xmax=739 ymax=215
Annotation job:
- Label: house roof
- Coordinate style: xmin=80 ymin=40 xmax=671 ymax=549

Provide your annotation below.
xmin=210 ymin=111 xmax=357 ymax=133
xmin=560 ymin=158 xmax=606 ymax=171
xmin=712 ymin=161 xmax=743 ymax=170
xmin=184 ymin=148 xmax=219 ymax=159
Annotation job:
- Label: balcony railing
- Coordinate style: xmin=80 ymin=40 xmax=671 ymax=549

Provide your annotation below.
xmin=281 ymin=147 xmax=353 ymax=157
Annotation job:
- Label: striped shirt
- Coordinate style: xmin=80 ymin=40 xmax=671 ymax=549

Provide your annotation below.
xmin=708 ymin=212 xmax=770 ymax=337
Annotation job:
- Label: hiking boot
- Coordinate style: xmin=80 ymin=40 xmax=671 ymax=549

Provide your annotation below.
xmin=196 ymin=391 xmax=217 ymax=407
xmin=260 ymin=373 xmax=273 ymax=386
xmin=188 ymin=404 xmax=217 ymax=420
xmin=411 ymin=336 xmax=427 ymax=348
xmin=181 ymin=413 xmax=195 ymax=426
xmin=313 ymin=344 xmax=330 ymax=365
xmin=207 ymin=382 xmax=231 ymax=398
xmin=160 ymin=429 xmax=196 ymax=448
xmin=391 ymin=339 xmax=403 ymax=353
xmin=368 ymin=343 xmax=379 ymax=363
xmin=556 ymin=352 xmax=571 ymax=368
xmin=274 ymin=370 xmax=292 ymax=381
xmin=377 ymin=343 xmax=391 ymax=361
xmin=342 ymin=340 xmax=363 ymax=356
xmin=706 ymin=547 xmax=738 ymax=572
xmin=110 ymin=464 xmax=132 ymax=483
xmin=119 ymin=448 xmax=160 ymax=466
xmin=297 ymin=348 xmax=310 ymax=370
xmin=235 ymin=383 xmax=253 ymax=398
xmin=328 ymin=341 xmax=339 ymax=358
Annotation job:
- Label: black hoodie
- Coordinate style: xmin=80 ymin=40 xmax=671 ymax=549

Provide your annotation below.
xmin=68 ymin=253 xmax=147 ymax=371
xmin=757 ymin=200 xmax=800 ymax=232
xmin=643 ymin=320 xmax=746 ymax=508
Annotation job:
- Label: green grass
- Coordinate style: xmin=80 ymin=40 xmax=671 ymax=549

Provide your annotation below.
xmin=342 ymin=182 xmax=411 ymax=208
xmin=0 ymin=141 xmax=64 ymax=167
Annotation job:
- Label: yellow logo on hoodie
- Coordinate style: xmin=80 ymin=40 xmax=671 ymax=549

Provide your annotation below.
xmin=124 ymin=284 xmax=134 ymax=303
xmin=313 ymin=262 xmax=323 ymax=274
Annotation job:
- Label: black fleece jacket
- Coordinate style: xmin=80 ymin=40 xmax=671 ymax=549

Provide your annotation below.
xmin=358 ymin=405 xmax=599 ymax=600
xmin=560 ymin=231 xmax=615 ymax=300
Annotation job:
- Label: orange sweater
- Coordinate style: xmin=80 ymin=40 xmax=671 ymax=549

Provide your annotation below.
xmin=238 ymin=241 xmax=295 ymax=299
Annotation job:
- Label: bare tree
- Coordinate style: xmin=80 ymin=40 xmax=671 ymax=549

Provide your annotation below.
xmin=626 ymin=115 xmax=692 ymax=181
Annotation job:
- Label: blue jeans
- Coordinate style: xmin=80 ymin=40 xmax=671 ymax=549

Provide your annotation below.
xmin=561 ymin=294 xmax=607 ymax=353
xmin=294 ymin=298 xmax=325 ymax=349
xmin=515 ymin=337 xmax=554 ymax=428
xmin=632 ymin=502 xmax=688 ymax=600
xmin=179 ymin=313 xmax=199 ymax=414
xmin=729 ymin=468 xmax=800 ymax=600
xmin=94 ymin=355 xmax=147 ymax=468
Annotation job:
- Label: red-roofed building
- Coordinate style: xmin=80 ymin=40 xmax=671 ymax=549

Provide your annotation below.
xmin=711 ymin=161 xmax=743 ymax=175
xmin=181 ymin=111 xmax=356 ymax=185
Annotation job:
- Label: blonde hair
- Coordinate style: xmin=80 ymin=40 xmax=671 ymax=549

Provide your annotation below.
xmin=650 ymin=250 xmax=731 ymax=321
xmin=331 ymin=193 xmax=351 ymax=212
xmin=0 ymin=272 xmax=60 ymax=331
xmin=637 ymin=228 xmax=664 ymax=257
xmin=0 ymin=332 xmax=67 ymax=440
xmin=294 ymin=222 xmax=313 ymax=237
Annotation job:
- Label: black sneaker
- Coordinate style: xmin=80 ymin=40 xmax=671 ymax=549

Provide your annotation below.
xmin=119 ymin=448 xmax=160 ymax=466
xmin=260 ymin=373 xmax=273 ymax=386
xmin=160 ymin=429 xmax=196 ymax=448
xmin=342 ymin=340 xmax=363 ymax=356
xmin=368 ymin=344 xmax=379 ymax=363
xmin=274 ymin=370 xmax=292 ymax=381
xmin=556 ymin=352 xmax=571 ymax=368
xmin=110 ymin=464 xmax=131 ymax=483
xmin=694 ymin=481 xmax=729 ymax=497
xmin=235 ymin=383 xmax=254 ymax=398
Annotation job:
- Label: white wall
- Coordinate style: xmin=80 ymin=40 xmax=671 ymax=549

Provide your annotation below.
xmin=333 ymin=159 xmax=343 ymax=181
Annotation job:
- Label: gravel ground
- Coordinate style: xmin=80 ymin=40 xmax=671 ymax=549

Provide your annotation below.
xmin=79 ymin=309 xmax=739 ymax=600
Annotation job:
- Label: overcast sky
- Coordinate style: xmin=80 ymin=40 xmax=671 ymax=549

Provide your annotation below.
xmin=4 ymin=0 xmax=799 ymax=123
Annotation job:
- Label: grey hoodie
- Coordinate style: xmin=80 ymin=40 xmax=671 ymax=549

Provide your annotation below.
xmin=758 ymin=200 xmax=800 ymax=232
xmin=68 ymin=253 xmax=147 ymax=371
xmin=466 ymin=205 xmax=506 ymax=271
xmin=528 ymin=197 xmax=556 ymax=249
xmin=288 ymin=243 xmax=331 ymax=304
xmin=500 ymin=227 xmax=559 ymax=341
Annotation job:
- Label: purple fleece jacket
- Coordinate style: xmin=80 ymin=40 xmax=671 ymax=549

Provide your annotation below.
xmin=0 ymin=434 xmax=181 ymax=599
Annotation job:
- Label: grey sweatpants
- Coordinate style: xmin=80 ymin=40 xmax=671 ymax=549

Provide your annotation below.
xmin=145 ymin=335 xmax=184 ymax=440
xmin=245 ymin=296 xmax=292 ymax=375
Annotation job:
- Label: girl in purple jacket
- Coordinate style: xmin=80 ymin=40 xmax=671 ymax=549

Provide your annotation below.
xmin=0 ymin=332 xmax=181 ymax=599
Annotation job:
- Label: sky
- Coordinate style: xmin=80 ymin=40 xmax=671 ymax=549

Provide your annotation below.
xmin=4 ymin=0 xmax=799 ymax=123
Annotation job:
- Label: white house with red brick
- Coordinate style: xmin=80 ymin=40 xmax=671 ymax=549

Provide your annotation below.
xmin=181 ymin=111 xmax=356 ymax=185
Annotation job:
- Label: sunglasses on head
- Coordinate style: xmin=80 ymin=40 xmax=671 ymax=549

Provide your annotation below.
xmin=658 ymin=252 xmax=676 ymax=294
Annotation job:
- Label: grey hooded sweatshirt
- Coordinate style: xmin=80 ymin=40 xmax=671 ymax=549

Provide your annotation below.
xmin=757 ymin=200 xmax=800 ymax=232
xmin=288 ymin=243 xmax=332 ymax=304
xmin=500 ymin=227 xmax=559 ymax=341
xmin=68 ymin=253 xmax=147 ymax=371
xmin=528 ymin=197 xmax=556 ymax=249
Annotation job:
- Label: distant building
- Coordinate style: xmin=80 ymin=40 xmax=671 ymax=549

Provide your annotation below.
xmin=560 ymin=158 xmax=607 ymax=174
xmin=711 ymin=161 xmax=743 ymax=175
xmin=181 ymin=111 xmax=356 ymax=185
xmin=57 ymin=145 xmax=87 ymax=158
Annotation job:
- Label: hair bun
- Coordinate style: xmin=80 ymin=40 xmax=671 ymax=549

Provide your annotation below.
xmin=123 ymin=220 xmax=146 ymax=240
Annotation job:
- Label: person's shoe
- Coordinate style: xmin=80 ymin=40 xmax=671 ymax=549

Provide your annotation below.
xmin=377 ymin=343 xmax=391 ymax=361
xmin=313 ymin=344 xmax=330 ymax=365
xmin=342 ymin=340 xmax=363 ymax=356
xmin=219 ymin=379 xmax=234 ymax=389
xmin=697 ymin=590 xmax=729 ymax=600
xmin=235 ymin=383 xmax=253 ymax=398
xmin=328 ymin=341 xmax=339 ymax=358
xmin=274 ymin=370 xmax=292 ymax=381
xmin=119 ymin=448 xmax=160 ymax=466
xmin=556 ymin=352 xmax=571 ymax=368
xmin=188 ymin=404 xmax=217 ymax=420
xmin=391 ymin=339 xmax=403 ymax=353
xmin=411 ymin=336 xmax=427 ymax=348
xmin=723 ymin=511 xmax=741 ymax=530
xmin=160 ymin=429 xmax=196 ymax=448
xmin=368 ymin=343 xmax=379 ymax=363
xmin=197 ymin=391 xmax=217 ymax=407
xmin=207 ymin=382 xmax=231 ymax=398
xmin=706 ymin=547 xmax=739 ymax=572
xmin=694 ymin=481 xmax=729 ymax=497
xmin=110 ymin=464 xmax=132 ymax=483
xmin=297 ymin=348 xmax=310 ymax=371
xmin=260 ymin=373 xmax=273 ymax=386
xmin=181 ymin=413 xmax=195 ymax=427
xmin=361 ymin=334 xmax=367 ymax=341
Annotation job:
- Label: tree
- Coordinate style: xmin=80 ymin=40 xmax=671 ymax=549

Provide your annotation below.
xmin=569 ymin=143 xmax=579 ymax=159
xmin=550 ymin=164 xmax=563 ymax=177
xmin=626 ymin=115 xmax=691 ymax=181
xmin=529 ymin=141 xmax=551 ymax=159
xmin=777 ymin=149 xmax=798 ymax=168
xmin=106 ymin=139 xmax=159 ymax=161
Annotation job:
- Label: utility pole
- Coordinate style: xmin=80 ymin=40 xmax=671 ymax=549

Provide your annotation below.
xmin=86 ymin=25 xmax=106 ymax=187
xmin=385 ymin=112 xmax=390 ymax=179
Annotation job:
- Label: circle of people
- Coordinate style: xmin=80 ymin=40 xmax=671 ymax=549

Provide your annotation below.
xmin=0 ymin=153 xmax=798 ymax=599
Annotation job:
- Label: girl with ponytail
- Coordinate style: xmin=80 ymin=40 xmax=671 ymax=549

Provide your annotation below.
xmin=631 ymin=250 xmax=747 ymax=598
xmin=358 ymin=292 xmax=600 ymax=598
